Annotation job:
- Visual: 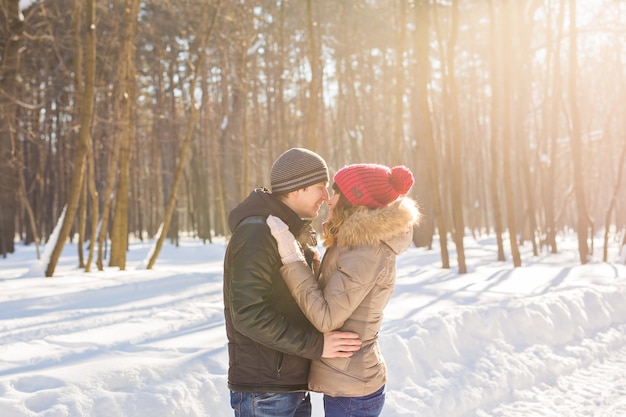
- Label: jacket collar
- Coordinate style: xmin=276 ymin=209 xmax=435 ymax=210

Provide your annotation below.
xmin=228 ymin=188 xmax=310 ymax=237
xmin=335 ymin=197 xmax=420 ymax=253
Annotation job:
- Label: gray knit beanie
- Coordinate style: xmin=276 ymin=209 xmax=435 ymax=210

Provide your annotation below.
xmin=270 ymin=148 xmax=329 ymax=194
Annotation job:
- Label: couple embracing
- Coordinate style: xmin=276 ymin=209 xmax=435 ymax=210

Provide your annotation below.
xmin=223 ymin=148 xmax=421 ymax=417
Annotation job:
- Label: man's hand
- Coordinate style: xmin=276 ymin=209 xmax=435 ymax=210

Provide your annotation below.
xmin=322 ymin=331 xmax=362 ymax=358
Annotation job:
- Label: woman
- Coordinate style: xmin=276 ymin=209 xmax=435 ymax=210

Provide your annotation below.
xmin=267 ymin=163 xmax=421 ymax=417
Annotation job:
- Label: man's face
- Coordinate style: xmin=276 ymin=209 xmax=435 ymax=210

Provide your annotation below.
xmin=289 ymin=182 xmax=329 ymax=219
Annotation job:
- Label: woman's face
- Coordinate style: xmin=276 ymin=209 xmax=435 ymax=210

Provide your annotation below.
xmin=326 ymin=191 xmax=341 ymax=221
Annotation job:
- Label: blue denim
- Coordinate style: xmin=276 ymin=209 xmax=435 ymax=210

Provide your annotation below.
xmin=230 ymin=391 xmax=311 ymax=417
xmin=323 ymin=385 xmax=385 ymax=417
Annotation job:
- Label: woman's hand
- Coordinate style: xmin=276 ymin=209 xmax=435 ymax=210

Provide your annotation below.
xmin=266 ymin=215 xmax=306 ymax=264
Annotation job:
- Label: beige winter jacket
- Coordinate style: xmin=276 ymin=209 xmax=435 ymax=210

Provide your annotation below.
xmin=280 ymin=197 xmax=420 ymax=397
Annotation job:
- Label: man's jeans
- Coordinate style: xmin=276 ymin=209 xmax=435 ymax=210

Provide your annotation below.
xmin=230 ymin=391 xmax=311 ymax=417
xmin=323 ymin=385 xmax=385 ymax=417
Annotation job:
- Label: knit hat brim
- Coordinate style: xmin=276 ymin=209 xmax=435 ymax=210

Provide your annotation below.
xmin=334 ymin=164 xmax=414 ymax=208
xmin=270 ymin=148 xmax=329 ymax=194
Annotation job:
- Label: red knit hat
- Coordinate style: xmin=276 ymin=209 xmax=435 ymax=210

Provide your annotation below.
xmin=333 ymin=164 xmax=414 ymax=208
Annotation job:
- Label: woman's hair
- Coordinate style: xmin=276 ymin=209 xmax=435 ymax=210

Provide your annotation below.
xmin=322 ymin=184 xmax=366 ymax=247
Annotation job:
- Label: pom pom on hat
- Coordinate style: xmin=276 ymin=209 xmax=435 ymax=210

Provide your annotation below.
xmin=333 ymin=164 xmax=414 ymax=208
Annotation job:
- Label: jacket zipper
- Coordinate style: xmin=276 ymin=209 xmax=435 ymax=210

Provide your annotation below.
xmin=276 ymin=352 xmax=284 ymax=379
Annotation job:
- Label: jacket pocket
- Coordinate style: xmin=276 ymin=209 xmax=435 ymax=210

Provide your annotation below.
xmin=321 ymin=356 xmax=351 ymax=372
xmin=275 ymin=351 xmax=284 ymax=379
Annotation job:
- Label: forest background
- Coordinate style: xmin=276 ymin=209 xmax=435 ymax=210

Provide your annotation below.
xmin=1 ymin=0 xmax=625 ymax=277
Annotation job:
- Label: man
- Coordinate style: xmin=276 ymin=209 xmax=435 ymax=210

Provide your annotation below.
xmin=223 ymin=148 xmax=362 ymax=417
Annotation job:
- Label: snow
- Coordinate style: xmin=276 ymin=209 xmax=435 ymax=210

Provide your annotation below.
xmin=19 ymin=0 xmax=38 ymax=12
xmin=246 ymin=36 xmax=265 ymax=57
xmin=1 ymin=233 xmax=625 ymax=417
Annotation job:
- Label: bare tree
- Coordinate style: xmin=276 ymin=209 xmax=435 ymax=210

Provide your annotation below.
xmin=0 ymin=0 xmax=22 ymax=257
xmin=45 ymin=0 xmax=96 ymax=277
xmin=412 ymin=0 xmax=450 ymax=268
xmin=109 ymin=0 xmax=141 ymax=270
xmin=602 ymin=130 xmax=626 ymax=262
xmin=567 ymin=0 xmax=590 ymax=264
xmin=305 ymin=0 xmax=320 ymax=150
xmin=487 ymin=0 xmax=506 ymax=262
xmin=146 ymin=0 xmax=222 ymax=269
xmin=15 ymin=152 xmax=41 ymax=259
xmin=513 ymin=0 xmax=539 ymax=256
xmin=390 ymin=0 xmax=407 ymax=166
xmin=73 ymin=0 xmax=87 ymax=268
xmin=501 ymin=0 xmax=522 ymax=267
xmin=4 ymin=0 xmax=625 ymax=273
xmin=540 ymin=0 xmax=566 ymax=254
xmin=95 ymin=1 xmax=138 ymax=270
xmin=445 ymin=0 xmax=467 ymax=273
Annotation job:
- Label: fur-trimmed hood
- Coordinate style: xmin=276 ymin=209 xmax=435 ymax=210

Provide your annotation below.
xmin=335 ymin=197 xmax=421 ymax=252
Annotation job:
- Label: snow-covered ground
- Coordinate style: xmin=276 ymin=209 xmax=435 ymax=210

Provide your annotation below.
xmin=1 ymin=233 xmax=625 ymax=417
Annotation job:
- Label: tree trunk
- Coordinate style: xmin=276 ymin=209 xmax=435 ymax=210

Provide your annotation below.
xmin=413 ymin=0 xmax=449 ymax=268
xmin=567 ymin=0 xmax=590 ymax=264
xmin=446 ymin=0 xmax=467 ymax=273
xmin=621 ymin=231 xmax=626 ymax=264
xmin=73 ymin=0 xmax=86 ymax=269
xmin=276 ymin=1 xmax=287 ymax=151
xmin=391 ymin=0 xmax=406 ymax=166
xmin=0 ymin=0 xmax=22 ymax=257
xmin=542 ymin=0 xmax=566 ymax=254
xmin=84 ymin=136 xmax=98 ymax=272
xmin=96 ymin=1 xmax=138 ymax=270
xmin=306 ymin=0 xmax=319 ymax=150
xmin=501 ymin=0 xmax=521 ymax=267
xmin=487 ymin=0 xmax=506 ymax=262
xmin=109 ymin=0 xmax=141 ymax=270
xmin=602 ymin=131 xmax=626 ymax=262
xmin=146 ymin=0 xmax=222 ymax=269
xmin=45 ymin=0 xmax=96 ymax=277
xmin=78 ymin=177 xmax=87 ymax=267
xmin=15 ymin=148 xmax=41 ymax=259
xmin=513 ymin=1 xmax=538 ymax=257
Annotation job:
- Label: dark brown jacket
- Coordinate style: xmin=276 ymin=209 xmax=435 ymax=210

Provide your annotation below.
xmin=223 ymin=188 xmax=324 ymax=392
